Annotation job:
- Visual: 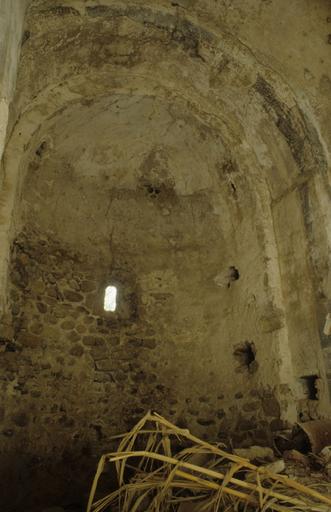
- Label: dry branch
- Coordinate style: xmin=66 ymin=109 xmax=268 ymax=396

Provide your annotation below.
xmin=87 ymin=412 xmax=331 ymax=512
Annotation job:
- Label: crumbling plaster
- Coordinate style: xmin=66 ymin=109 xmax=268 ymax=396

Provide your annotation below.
xmin=0 ymin=0 xmax=27 ymax=305
xmin=0 ymin=1 xmax=330 ymax=509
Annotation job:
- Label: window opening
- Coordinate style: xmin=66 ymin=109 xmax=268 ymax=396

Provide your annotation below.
xmin=104 ymin=285 xmax=117 ymax=312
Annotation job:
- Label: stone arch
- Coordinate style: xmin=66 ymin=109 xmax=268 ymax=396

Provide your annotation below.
xmin=0 ymin=3 xmax=330 ymax=508
xmin=1 ymin=0 xmax=329 ymax=405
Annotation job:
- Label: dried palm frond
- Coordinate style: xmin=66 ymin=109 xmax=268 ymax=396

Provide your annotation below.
xmin=87 ymin=412 xmax=331 ymax=512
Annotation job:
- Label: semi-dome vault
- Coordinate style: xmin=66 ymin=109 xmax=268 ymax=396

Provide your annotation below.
xmin=0 ymin=1 xmax=330 ymax=510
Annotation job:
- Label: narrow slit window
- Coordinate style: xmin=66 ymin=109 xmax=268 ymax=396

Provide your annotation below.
xmin=104 ymin=285 xmax=117 ymax=312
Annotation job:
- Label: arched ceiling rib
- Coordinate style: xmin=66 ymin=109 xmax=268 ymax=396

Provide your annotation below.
xmin=11 ymin=2 xmax=326 ymax=189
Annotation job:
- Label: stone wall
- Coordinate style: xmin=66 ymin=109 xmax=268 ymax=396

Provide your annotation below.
xmin=5 ymin=228 xmax=289 ymax=440
xmin=0 ymin=1 xmax=330 ymax=510
xmin=0 ymin=225 xmax=291 ymax=509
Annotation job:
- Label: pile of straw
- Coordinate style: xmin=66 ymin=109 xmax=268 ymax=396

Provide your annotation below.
xmin=87 ymin=412 xmax=331 ymax=512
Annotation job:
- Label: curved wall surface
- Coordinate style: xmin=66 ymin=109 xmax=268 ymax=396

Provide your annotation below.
xmin=0 ymin=1 xmax=330 ymax=509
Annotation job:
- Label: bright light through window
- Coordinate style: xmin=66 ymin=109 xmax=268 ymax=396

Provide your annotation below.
xmin=104 ymin=285 xmax=117 ymax=312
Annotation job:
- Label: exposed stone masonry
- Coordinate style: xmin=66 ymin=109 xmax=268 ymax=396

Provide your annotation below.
xmin=0 ymin=1 xmax=330 ymax=510
xmin=0 ymin=227 xmax=295 ymax=507
xmin=2 ymin=228 xmax=288 ymax=450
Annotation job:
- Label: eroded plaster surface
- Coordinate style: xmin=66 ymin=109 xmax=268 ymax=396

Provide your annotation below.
xmin=0 ymin=0 xmax=26 ymax=308
xmin=0 ymin=1 xmax=330 ymax=510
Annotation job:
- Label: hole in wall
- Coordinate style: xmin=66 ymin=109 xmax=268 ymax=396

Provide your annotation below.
xmin=35 ymin=141 xmax=47 ymax=157
xmin=21 ymin=30 xmax=30 ymax=46
xmin=227 ymin=266 xmax=240 ymax=288
xmin=229 ymin=266 xmax=240 ymax=281
xmin=233 ymin=341 xmax=258 ymax=373
xmin=104 ymin=285 xmax=117 ymax=312
xmin=299 ymin=375 xmax=319 ymax=400
xmin=214 ymin=266 xmax=240 ymax=288
xmin=145 ymin=184 xmax=161 ymax=198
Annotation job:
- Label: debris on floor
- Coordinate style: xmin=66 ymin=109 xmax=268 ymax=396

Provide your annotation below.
xmin=87 ymin=412 xmax=331 ymax=512
xmin=275 ymin=420 xmax=331 ymax=455
xmin=233 ymin=445 xmax=274 ymax=461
